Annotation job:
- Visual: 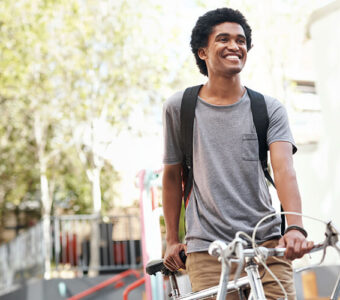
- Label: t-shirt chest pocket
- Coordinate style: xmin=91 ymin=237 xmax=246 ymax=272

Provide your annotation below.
xmin=242 ymin=133 xmax=258 ymax=161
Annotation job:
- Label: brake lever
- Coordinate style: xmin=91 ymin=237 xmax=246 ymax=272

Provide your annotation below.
xmin=296 ymin=221 xmax=339 ymax=273
xmin=327 ymin=221 xmax=340 ymax=259
xmin=209 ymin=240 xmax=229 ymax=264
xmin=319 ymin=221 xmax=340 ymax=263
xmin=233 ymin=240 xmax=245 ymax=287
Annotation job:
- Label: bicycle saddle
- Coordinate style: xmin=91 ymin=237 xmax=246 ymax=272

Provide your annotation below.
xmin=146 ymin=259 xmax=165 ymax=275
xmin=146 ymin=250 xmax=187 ymax=276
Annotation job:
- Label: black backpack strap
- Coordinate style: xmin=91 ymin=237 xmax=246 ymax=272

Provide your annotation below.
xmin=246 ymin=87 xmax=285 ymax=235
xmin=180 ymin=85 xmax=203 ymax=207
xmin=245 ymin=87 xmax=273 ymax=184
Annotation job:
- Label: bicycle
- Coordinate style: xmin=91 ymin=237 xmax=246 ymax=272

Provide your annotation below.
xmin=146 ymin=215 xmax=340 ymax=300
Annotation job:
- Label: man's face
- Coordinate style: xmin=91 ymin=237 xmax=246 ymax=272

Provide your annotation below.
xmin=199 ymin=22 xmax=248 ymax=77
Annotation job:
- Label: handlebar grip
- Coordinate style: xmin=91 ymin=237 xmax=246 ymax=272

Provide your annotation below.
xmin=268 ymin=247 xmax=285 ymax=257
xmin=179 ymin=250 xmax=187 ymax=264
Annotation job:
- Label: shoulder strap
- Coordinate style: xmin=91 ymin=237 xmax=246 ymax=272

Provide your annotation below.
xmin=246 ymin=87 xmax=285 ymax=235
xmin=180 ymin=85 xmax=203 ymax=207
xmin=245 ymin=87 xmax=275 ymax=186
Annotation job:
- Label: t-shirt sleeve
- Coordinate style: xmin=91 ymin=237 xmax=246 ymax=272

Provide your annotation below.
xmin=162 ymin=91 xmax=184 ymax=164
xmin=266 ymin=97 xmax=297 ymax=154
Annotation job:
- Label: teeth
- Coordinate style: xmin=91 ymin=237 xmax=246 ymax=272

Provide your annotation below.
xmin=226 ymin=55 xmax=239 ymax=59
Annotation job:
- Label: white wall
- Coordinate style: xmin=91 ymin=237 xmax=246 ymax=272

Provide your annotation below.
xmin=294 ymin=7 xmax=340 ymax=264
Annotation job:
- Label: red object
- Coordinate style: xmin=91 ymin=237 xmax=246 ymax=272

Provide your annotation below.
xmin=114 ymin=242 xmax=127 ymax=265
xmin=114 ymin=280 xmax=125 ymax=289
xmin=123 ymin=277 xmax=146 ymax=300
xmin=67 ymin=269 xmax=140 ymax=300
xmin=60 ymin=233 xmax=77 ymax=266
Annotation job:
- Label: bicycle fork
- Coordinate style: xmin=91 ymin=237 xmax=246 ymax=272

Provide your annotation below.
xmin=244 ymin=257 xmax=266 ymax=300
xmin=168 ymin=273 xmax=180 ymax=300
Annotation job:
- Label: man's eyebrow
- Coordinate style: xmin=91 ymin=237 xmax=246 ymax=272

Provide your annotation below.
xmin=215 ymin=33 xmax=246 ymax=40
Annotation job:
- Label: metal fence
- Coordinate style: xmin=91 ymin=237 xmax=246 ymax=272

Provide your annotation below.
xmin=0 ymin=214 xmax=142 ymax=294
xmin=52 ymin=214 xmax=142 ymax=272
xmin=0 ymin=221 xmax=45 ymax=293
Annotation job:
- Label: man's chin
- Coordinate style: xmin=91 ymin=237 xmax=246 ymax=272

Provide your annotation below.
xmin=224 ymin=67 xmax=243 ymax=76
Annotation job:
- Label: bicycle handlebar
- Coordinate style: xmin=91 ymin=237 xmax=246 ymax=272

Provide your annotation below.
xmin=208 ymin=239 xmax=334 ymax=263
xmin=244 ymin=241 xmax=326 ymax=258
xmin=146 ymin=221 xmax=339 ymax=278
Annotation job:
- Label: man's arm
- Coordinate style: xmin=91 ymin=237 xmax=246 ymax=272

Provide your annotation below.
xmin=162 ymin=163 xmax=187 ymax=271
xmin=270 ymin=141 xmax=313 ymax=259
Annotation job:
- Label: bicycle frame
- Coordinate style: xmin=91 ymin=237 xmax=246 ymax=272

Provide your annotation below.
xmin=244 ymin=257 xmax=266 ymax=300
xmin=147 ymin=221 xmax=340 ymax=300
xmin=164 ymin=245 xmax=279 ymax=300
xmin=168 ymin=275 xmax=250 ymax=300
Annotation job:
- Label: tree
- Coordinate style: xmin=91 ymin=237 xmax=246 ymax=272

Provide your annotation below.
xmin=0 ymin=0 xmax=179 ymax=275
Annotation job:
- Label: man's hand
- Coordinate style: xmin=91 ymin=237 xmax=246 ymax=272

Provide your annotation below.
xmin=164 ymin=243 xmax=187 ymax=271
xmin=277 ymin=230 xmax=314 ymax=260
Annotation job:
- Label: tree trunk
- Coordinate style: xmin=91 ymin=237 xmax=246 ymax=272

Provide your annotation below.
xmin=90 ymin=167 xmax=102 ymax=214
xmin=87 ymin=166 xmax=102 ymax=276
xmin=34 ymin=114 xmax=52 ymax=278
xmin=0 ymin=187 xmax=6 ymax=244
xmin=40 ymin=171 xmax=52 ymax=279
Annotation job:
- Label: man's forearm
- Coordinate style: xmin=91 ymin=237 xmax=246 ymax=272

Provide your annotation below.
xmin=274 ymin=167 xmax=303 ymax=227
xmin=270 ymin=142 xmax=304 ymax=227
xmin=162 ymin=164 xmax=183 ymax=244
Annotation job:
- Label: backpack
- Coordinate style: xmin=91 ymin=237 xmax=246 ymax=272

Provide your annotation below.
xmin=180 ymin=84 xmax=286 ymax=235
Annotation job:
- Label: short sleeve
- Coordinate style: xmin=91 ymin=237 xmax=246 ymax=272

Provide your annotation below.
xmin=266 ymin=96 xmax=297 ymax=154
xmin=162 ymin=91 xmax=184 ymax=164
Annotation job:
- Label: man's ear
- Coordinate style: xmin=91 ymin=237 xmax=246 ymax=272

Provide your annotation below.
xmin=198 ymin=48 xmax=207 ymax=60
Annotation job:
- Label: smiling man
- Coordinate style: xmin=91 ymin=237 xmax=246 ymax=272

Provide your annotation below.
xmin=162 ymin=8 xmax=313 ymax=299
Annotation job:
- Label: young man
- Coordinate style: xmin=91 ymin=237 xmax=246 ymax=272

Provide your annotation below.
xmin=162 ymin=8 xmax=313 ymax=299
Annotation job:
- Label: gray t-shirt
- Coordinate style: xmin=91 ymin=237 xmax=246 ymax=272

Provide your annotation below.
xmin=163 ymin=89 xmax=296 ymax=253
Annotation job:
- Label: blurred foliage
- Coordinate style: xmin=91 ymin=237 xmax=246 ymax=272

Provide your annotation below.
xmin=0 ymin=0 xmax=180 ymax=231
xmin=0 ymin=0 xmax=322 ymax=242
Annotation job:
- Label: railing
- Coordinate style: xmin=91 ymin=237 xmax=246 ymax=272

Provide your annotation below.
xmin=0 ymin=222 xmax=45 ymax=294
xmin=0 ymin=214 xmax=142 ymax=294
xmin=67 ymin=269 xmax=141 ymax=300
xmin=52 ymin=214 xmax=141 ymax=272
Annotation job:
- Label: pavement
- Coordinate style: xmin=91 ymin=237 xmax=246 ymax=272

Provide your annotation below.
xmin=0 ymin=273 xmax=145 ymax=300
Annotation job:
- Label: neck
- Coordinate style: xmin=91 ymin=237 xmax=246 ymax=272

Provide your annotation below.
xmin=200 ymin=74 xmax=245 ymax=105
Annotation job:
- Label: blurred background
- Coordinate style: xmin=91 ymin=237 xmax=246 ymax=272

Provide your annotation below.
xmin=0 ymin=0 xmax=339 ymax=299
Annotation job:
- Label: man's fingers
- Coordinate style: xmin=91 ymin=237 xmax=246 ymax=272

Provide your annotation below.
xmin=285 ymin=239 xmax=294 ymax=259
xmin=307 ymin=241 xmax=314 ymax=250
xmin=276 ymin=236 xmax=286 ymax=248
xmin=293 ymin=240 xmax=305 ymax=259
xmin=164 ymin=243 xmax=187 ymax=271
xmin=166 ymin=255 xmax=185 ymax=271
xmin=164 ymin=257 xmax=177 ymax=271
xmin=282 ymin=230 xmax=316 ymax=260
xmin=294 ymin=240 xmax=301 ymax=254
xmin=173 ymin=253 xmax=185 ymax=269
xmin=165 ymin=255 xmax=177 ymax=271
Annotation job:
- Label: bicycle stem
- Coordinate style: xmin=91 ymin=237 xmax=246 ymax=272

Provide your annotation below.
xmin=216 ymin=255 xmax=230 ymax=300
xmin=244 ymin=257 xmax=267 ymax=300
xmin=168 ymin=273 xmax=180 ymax=299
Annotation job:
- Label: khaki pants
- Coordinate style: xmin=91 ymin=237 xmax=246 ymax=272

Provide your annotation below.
xmin=186 ymin=239 xmax=296 ymax=300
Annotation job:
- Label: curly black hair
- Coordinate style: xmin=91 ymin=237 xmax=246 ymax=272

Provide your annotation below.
xmin=190 ymin=8 xmax=252 ymax=76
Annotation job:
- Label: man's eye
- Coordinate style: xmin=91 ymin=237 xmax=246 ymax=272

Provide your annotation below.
xmin=238 ymin=39 xmax=246 ymax=44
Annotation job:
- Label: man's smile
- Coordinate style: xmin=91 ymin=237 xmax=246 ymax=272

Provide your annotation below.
xmin=224 ymin=55 xmax=240 ymax=61
xmin=223 ymin=53 xmax=242 ymax=61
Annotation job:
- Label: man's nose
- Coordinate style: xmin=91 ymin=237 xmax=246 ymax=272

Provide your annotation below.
xmin=227 ymin=40 xmax=239 ymax=50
